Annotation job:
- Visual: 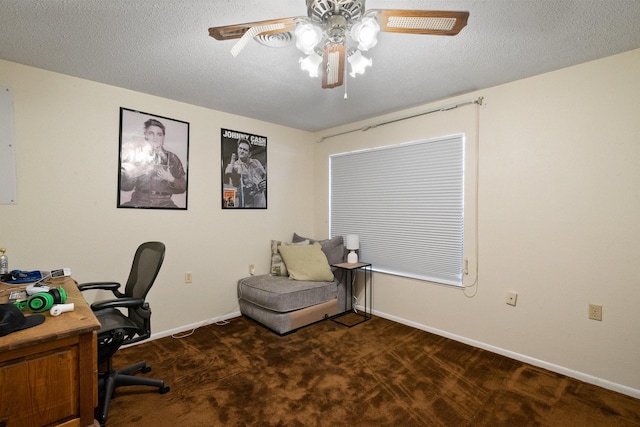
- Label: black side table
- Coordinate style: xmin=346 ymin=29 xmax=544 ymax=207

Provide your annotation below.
xmin=331 ymin=262 xmax=372 ymax=327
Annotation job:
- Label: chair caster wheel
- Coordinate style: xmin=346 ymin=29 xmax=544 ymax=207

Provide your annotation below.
xmin=160 ymin=386 xmax=170 ymax=394
xmin=141 ymin=366 xmax=152 ymax=373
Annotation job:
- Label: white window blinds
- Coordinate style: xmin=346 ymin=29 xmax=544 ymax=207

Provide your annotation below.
xmin=330 ymin=134 xmax=464 ymax=286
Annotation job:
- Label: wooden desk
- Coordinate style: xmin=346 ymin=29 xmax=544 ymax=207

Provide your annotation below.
xmin=0 ymin=277 xmax=100 ymax=427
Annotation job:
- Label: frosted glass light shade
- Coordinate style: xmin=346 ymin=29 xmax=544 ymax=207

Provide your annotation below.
xmin=348 ymin=50 xmax=372 ymax=77
xmin=350 ymin=16 xmax=380 ymax=51
xmin=295 ymin=22 xmax=323 ymax=55
xmin=299 ymin=52 xmax=322 ymax=77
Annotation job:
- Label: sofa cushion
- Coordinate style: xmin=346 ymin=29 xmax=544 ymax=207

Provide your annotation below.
xmin=270 ymin=239 xmax=309 ymax=276
xmin=292 ymin=233 xmax=345 ymax=266
xmin=238 ymin=275 xmax=338 ymax=313
xmin=278 ymin=243 xmax=334 ymax=282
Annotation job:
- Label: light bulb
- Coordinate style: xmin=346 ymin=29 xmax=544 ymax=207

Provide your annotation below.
xmin=295 ymin=22 xmax=323 ymax=55
xmin=350 ymin=16 xmax=380 ymax=51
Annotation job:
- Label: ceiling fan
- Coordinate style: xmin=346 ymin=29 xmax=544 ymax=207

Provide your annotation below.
xmin=209 ymin=0 xmax=469 ymax=89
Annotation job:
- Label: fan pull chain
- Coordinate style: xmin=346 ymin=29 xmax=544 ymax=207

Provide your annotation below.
xmin=344 ymin=62 xmax=348 ymax=100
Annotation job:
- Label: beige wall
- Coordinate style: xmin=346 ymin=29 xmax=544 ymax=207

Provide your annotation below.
xmin=313 ymin=48 xmax=640 ymax=396
xmin=0 ymin=59 xmax=316 ymax=334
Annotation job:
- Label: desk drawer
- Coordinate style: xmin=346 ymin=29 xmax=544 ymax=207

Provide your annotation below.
xmin=0 ymin=343 xmax=79 ymax=426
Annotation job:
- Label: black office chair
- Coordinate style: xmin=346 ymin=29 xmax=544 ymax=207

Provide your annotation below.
xmin=78 ymin=241 xmax=170 ymax=427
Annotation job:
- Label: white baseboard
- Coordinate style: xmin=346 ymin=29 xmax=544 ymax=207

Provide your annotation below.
xmin=124 ymin=310 xmax=241 ymax=347
xmin=371 ymin=309 xmax=640 ymax=399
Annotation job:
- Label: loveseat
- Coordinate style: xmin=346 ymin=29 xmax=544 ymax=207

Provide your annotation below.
xmin=237 ymin=233 xmax=347 ymax=335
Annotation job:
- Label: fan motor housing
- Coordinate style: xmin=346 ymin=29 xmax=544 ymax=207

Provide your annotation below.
xmin=307 ymin=0 xmax=365 ymax=23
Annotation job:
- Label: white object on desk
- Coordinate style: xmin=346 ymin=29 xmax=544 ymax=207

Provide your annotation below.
xmin=50 ymin=303 xmax=74 ymax=316
xmin=26 ymin=285 xmax=50 ymax=295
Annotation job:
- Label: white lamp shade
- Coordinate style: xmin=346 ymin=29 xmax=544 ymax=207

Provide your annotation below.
xmin=346 ymin=234 xmax=359 ymax=250
xmin=346 ymin=235 xmax=359 ymax=263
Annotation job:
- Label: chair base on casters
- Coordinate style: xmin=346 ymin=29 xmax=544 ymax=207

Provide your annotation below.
xmin=97 ymin=360 xmax=170 ymax=427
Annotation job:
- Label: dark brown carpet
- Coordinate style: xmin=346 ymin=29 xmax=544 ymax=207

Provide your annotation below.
xmin=106 ymin=315 xmax=640 ymax=426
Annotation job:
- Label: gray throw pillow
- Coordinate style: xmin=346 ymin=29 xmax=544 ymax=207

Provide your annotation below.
xmin=292 ymin=233 xmax=346 ymax=266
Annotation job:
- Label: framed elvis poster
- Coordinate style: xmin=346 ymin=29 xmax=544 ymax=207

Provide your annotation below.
xmin=118 ymin=108 xmax=189 ymax=209
xmin=221 ymin=128 xmax=267 ymax=209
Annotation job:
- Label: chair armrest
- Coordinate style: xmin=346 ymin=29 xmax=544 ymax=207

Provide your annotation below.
xmin=77 ymin=281 xmax=125 ymax=298
xmin=91 ymin=297 xmax=145 ymax=311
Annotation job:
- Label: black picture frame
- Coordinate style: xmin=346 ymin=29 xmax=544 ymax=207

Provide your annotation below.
xmin=221 ymin=128 xmax=267 ymax=209
xmin=118 ymin=108 xmax=189 ymax=209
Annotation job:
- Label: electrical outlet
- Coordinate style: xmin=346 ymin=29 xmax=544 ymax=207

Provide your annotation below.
xmin=249 ymin=264 xmax=255 ymax=276
xmin=589 ymin=304 xmax=602 ymax=321
xmin=506 ymin=291 xmax=518 ymax=306
xmin=185 ymin=272 xmax=192 ymax=284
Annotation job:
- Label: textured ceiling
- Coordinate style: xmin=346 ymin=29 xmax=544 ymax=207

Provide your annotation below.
xmin=1 ymin=0 xmax=640 ymax=132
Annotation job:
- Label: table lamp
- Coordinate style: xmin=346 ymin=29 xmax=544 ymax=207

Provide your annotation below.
xmin=346 ymin=234 xmax=359 ymax=264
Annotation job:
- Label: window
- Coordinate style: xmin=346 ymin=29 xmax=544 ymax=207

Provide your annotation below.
xmin=330 ymin=134 xmax=464 ymax=286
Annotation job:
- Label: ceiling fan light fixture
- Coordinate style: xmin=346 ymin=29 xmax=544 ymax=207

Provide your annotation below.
xmin=350 ymin=16 xmax=380 ymax=51
xmin=294 ymin=22 xmax=323 ymax=54
xmin=348 ymin=49 xmax=372 ymax=77
xmin=299 ymin=52 xmax=323 ymax=77
xmin=209 ymin=3 xmax=469 ymax=90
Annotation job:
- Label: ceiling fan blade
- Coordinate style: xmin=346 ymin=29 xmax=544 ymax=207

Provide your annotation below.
xmin=322 ymin=44 xmax=345 ymax=89
xmin=208 ymin=17 xmax=300 ymax=40
xmin=373 ymin=10 xmax=469 ymax=36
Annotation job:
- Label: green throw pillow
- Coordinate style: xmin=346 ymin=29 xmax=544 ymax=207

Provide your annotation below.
xmin=270 ymin=239 xmax=309 ymax=276
xmin=278 ymin=242 xmax=334 ymax=282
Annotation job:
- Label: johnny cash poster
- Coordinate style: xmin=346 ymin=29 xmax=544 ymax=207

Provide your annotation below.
xmin=221 ymin=128 xmax=267 ymax=209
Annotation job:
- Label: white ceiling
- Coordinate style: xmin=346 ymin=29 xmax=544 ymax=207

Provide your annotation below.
xmin=1 ymin=0 xmax=640 ymax=132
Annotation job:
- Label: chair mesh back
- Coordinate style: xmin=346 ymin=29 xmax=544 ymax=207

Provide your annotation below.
xmin=124 ymin=241 xmax=165 ymax=329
